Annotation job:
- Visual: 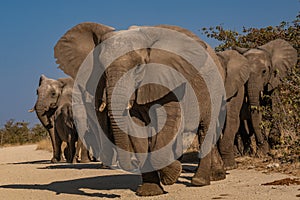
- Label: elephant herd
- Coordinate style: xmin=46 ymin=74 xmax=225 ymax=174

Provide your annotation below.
xmin=30 ymin=22 xmax=297 ymax=196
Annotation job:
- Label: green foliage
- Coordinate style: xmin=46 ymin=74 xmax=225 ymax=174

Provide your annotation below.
xmin=202 ymin=14 xmax=300 ymax=51
xmin=202 ymin=13 xmax=300 ymax=160
xmin=0 ymin=119 xmax=48 ymax=146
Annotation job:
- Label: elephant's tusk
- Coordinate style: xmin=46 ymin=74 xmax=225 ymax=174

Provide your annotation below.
xmin=260 ymin=91 xmax=264 ymax=98
xmin=99 ymin=102 xmax=106 ymax=112
xmin=28 ymin=108 xmax=35 ymax=113
xmin=126 ymin=103 xmax=132 ymax=110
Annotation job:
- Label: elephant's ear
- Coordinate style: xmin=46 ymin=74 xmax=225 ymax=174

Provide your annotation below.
xmin=217 ymin=50 xmax=250 ymax=99
xmin=39 ymin=74 xmax=47 ymax=86
xmin=259 ymin=39 xmax=297 ymax=91
xmin=54 ymin=22 xmax=115 ymax=79
xmin=57 ymin=77 xmax=74 ymax=88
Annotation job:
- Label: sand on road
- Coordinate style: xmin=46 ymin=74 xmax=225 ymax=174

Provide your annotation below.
xmin=0 ymin=144 xmax=299 ymax=200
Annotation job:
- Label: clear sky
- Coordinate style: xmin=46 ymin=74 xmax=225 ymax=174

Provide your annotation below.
xmin=0 ymin=0 xmax=299 ymax=126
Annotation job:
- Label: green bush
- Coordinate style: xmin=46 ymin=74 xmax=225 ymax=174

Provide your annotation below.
xmin=0 ymin=119 xmax=48 ymax=146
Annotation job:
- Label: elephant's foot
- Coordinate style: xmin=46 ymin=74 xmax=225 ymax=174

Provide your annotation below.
xmin=210 ymin=168 xmax=226 ymax=181
xmin=223 ymin=158 xmax=237 ymax=171
xmin=159 ymin=160 xmax=182 ymax=185
xmin=50 ymin=157 xmax=60 ymax=163
xmin=79 ymin=158 xmax=91 ymax=163
xmin=256 ymin=142 xmax=270 ymax=158
xmin=65 ymin=156 xmax=73 ymax=163
xmin=137 ymin=171 xmax=166 ymax=196
xmin=191 ymin=176 xmax=210 ymax=186
xmin=191 ymin=170 xmax=210 ymax=186
xmin=72 ymin=157 xmax=79 ymax=164
xmin=136 ymin=183 xmax=165 ymax=196
xmin=80 ymin=150 xmax=91 ymax=163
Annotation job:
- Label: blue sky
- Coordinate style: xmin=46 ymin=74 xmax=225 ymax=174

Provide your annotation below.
xmin=0 ymin=0 xmax=299 ymax=126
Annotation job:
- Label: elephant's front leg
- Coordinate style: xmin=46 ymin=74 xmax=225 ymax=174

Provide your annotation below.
xmin=154 ymin=101 xmax=182 ymax=185
xmin=52 ymin=128 xmax=62 ymax=163
xmin=193 ymin=135 xmax=228 ymax=184
xmin=219 ymin=87 xmax=244 ymax=170
xmin=136 ymin=171 xmax=165 ymax=196
xmin=48 ymin=127 xmax=59 ymax=162
xmin=68 ymin=135 xmax=77 ymax=163
xmin=191 ymin=150 xmax=211 ymax=186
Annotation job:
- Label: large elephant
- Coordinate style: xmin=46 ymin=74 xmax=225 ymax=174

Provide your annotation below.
xmin=30 ymin=75 xmax=90 ymax=163
xmin=54 ymin=22 xmax=228 ymax=196
xmin=234 ymin=39 xmax=297 ymax=156
xmin=216 ymin=50 xmax=251 ymax=169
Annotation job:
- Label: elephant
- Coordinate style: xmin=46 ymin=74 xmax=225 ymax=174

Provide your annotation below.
xmin=54 ymin=22 xmax=231 ymax=196
xmin=30 ymin=75 xmax=90 ymax=163
xmin=233 ymin=39 xmax=297 ymax=156
xmin=216 ymin=50 xmax=251 ymax=170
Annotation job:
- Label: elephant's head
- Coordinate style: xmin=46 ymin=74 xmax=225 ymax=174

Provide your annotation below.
xmin=54 ymin=23 xmax=219 ymax=171
xmin=217 ymin=50 xmax=250 ymax=99
xmin=234 ymin=39 xmax=297 ymax=145
xmin=33 ymin=75 xmax=72 ymax=128
xmin=234 ymin=39 xmax=297 ymax=106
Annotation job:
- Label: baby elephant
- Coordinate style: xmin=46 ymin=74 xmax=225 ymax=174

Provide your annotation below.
xmin=30 ymin=75 xmax=90 ymax=163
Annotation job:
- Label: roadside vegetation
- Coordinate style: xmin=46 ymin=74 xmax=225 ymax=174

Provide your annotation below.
xmin=0 ymin=119 xmax=48 ymax=147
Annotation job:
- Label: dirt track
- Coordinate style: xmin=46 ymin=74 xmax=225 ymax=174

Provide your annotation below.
xmin=0 ymin=145 xmax=299 ymax=200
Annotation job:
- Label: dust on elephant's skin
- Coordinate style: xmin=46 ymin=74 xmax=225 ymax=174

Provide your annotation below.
xmin=54 ymin=22 xmax=227 ymax=196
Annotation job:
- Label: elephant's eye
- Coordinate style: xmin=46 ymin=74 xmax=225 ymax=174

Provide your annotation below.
xmin=262 ymin=69 xmax=267 ymax=74
xmin=51 ymin=92 xmax=56 ymax=97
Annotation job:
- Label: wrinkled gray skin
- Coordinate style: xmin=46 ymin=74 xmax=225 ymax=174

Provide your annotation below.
xmin=53 ymin=22 xmax=252 ymax=196
xmin=216 ymin=50 xmax=251 ymax=170
xmin=234 ymin=40 xmax=297 ymax=157
xmin=31 ymin=75 xmax=90 ymax=163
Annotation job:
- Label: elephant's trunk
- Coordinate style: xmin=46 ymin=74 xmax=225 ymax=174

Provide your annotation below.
xmin=105 ymin=70 xmax=136 ymax=171
xmin=247 ymin=76 xmax=264 ymax=145
xmin=35 ymin=101 xmax=50 ymax=126
xmin=34 ymin=103 xmax=57 ymax=160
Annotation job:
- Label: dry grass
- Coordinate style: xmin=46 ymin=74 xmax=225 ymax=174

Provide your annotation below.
xmin=236 ymin=156 xmax=300 ymax=177
xmin=36 ymin=138 xmax=67 ymax=152
xmin=36 ymin=138 xmax=53 ymax=152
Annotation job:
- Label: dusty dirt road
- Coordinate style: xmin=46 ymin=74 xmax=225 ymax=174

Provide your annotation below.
xmin=0 ymin=144 xmax=299 ymax=200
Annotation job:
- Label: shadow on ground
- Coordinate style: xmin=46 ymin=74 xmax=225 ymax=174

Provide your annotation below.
xmin=9 ymin=160 xmax=51 ymax=165
xmin=38 ymin=162 xmax=110 ymax=170
xmin=9 ymin=160 xmax=109 ymax=170
xmin=0 ymin=174 xmax=141 ymax=198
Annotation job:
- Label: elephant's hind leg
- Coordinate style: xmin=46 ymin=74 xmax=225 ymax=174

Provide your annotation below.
xmin=77 ymin=139 xmax=91 ymax=163
xmin=136 ymin=171 xmax=166 ymax=196
xmin=210 ymin=146 xmax=226 ymax=181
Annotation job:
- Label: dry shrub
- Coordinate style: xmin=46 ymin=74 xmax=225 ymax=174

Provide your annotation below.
xmin=36 ymin=138 xmax=67 ymax=153
xmin=36 ymin=138 xmax=52 ymax=152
